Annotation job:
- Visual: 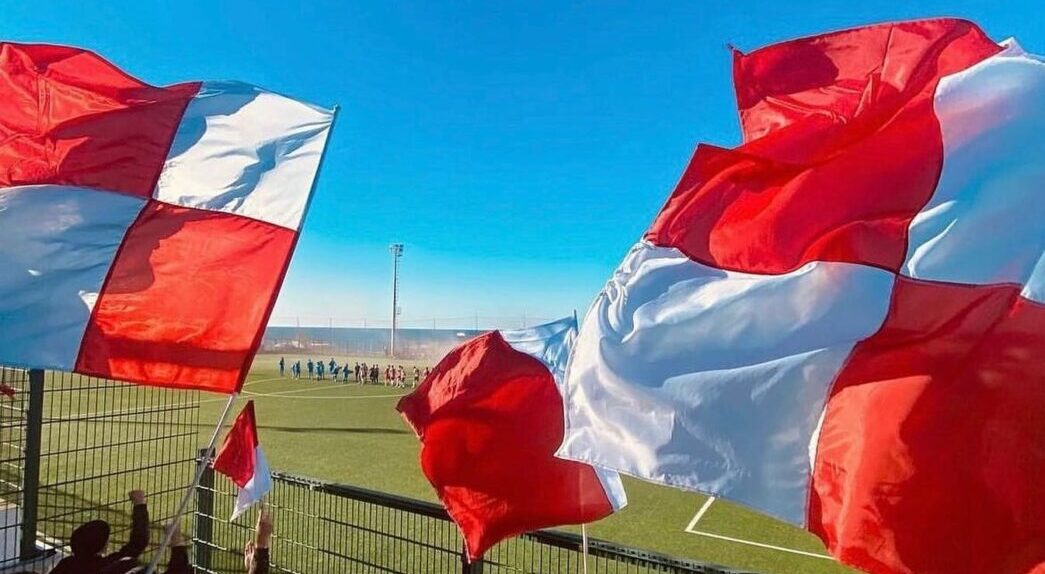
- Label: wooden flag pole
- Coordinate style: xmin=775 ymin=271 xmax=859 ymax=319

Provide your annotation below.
xmin=143 ymin=392 xmax=239 ymax=574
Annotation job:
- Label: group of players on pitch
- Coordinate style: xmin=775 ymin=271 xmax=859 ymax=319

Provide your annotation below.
xmin=277 ymin=357 xmax=430 ymax=388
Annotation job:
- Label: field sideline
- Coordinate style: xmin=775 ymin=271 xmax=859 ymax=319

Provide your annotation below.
xmin=196 ymin=353 xmax=855 ymax=574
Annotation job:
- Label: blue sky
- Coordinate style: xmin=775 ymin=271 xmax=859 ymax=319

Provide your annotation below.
xmin=6 ymin=1 xmax=1042 ymax=328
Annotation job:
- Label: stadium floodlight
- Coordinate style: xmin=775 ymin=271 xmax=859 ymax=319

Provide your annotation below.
xmin=389 ymin=243 xmax=404 ymax=358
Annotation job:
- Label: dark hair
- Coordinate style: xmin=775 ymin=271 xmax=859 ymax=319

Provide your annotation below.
xmin=70 ymin=519 xmax=110 ymax=556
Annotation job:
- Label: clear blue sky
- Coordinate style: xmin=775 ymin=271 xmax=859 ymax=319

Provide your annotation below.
xmin=6 ymin=1 xmax=1042 ymax=328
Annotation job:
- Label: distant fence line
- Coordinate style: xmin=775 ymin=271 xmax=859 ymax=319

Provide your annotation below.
xmin=267 ymin=315 xmax=559 ymax=332
xmin=262 ymin=317 xmax=560 ymax=359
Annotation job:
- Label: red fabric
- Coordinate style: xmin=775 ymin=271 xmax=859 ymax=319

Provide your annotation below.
xmin=0 ymin=383 xmax=14 ymax=400
xmin=646 ymin=19 xmax=999 ymax=274
xmin=810 ymin=278 xmax=1045 ymax=574
xmin=0 ymin=43 xmax=199 ymax=197
xmin=213 ymin=401 xmax=259 ymax=489
xmin=397 ymin=332 xmax=614 ymax=560
xmin=75 ymin=201 xmax=295 ymax=394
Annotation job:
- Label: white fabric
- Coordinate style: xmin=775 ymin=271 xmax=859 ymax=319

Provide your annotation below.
xmin=0 ymin=186 xmax=145 ymax=370
xmin=558 ymin=242 xmax=894 ymax=524
xmin=501 ymin=317 xmax=628 ymax=511
xmin=232 ymin=446 xmax=272 ymax=521
xmin=155 ymin=81 xmax=334 ymax=230
xmin=902 ymin=40 xmax=1044 ymax=299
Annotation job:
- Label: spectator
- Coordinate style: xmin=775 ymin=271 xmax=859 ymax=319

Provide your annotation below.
xmin=49 ymin=490 xmax=149 ymax=574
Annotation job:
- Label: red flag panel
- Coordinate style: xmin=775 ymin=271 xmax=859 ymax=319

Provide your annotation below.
xmin=213 ymin=401 xmax=259 ymax=489
xmin=646 ymin=19 xmax=1000 ymax=275
xmin=810 ymin=278 xmax=1045 ymax=574
xmin=0 ymin=43 xmax=199 ymax=197
xmin=76 ymin=201 xmax=295 ymax=393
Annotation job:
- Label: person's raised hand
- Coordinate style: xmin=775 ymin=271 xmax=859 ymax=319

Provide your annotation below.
xmin=255 ymin=507 xmax=274 ymax=548
xmin=129 ymin=490 xmax=146 ymax=505
xmin=243 ymin=540 xmax=256 ymax=571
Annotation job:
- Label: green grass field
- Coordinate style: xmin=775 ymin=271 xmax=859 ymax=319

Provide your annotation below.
xmin=193 ymin=353 xmax=856 ymax=574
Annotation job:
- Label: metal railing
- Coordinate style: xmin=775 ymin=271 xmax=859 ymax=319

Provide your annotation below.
xmin=194 ymin=457 xmax=748 ymax=574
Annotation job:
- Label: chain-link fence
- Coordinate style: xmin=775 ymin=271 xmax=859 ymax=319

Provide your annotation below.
xmin=194 ymin=459 xmax=749 ymax=574
xmin=0 ymin=368 xmax=201 ymax=571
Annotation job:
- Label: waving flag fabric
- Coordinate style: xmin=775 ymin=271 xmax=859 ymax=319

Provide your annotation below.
xmin=0 ymin=44 xmax=333 ymax=393
xmin=558 ymin=19 xmax=1044 ymax=574
xmin=398 ymin=317 xmax=626 ymax=561
xmin=213 ymin=401 xmax=272 ymax=521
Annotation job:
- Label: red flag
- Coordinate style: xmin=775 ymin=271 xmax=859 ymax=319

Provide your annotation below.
xmin=560 ymin=18 xmax=1045 ymax=574
xmin=213 ymin=401 xmax=272 ymax=520
xmin=397 ymin=318 xmax=625 ymax=560
xmin=0 ymin=383 xmax=14 ymax=400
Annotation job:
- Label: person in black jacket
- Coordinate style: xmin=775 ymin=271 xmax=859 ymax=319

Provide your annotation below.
xmin=49 ymin=490 xmax=149 ymax=574
xmin=121 ymin=525 xmax=191 ymax=574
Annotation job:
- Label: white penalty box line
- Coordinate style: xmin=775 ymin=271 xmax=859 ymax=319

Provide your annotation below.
xmin=683 ymin=497 xmax=832 ymax=560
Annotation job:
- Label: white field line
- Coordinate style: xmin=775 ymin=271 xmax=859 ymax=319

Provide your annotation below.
xmin=685 ymin=496 xmax=717 ymax=531
xmin=683 ymin=498 xmax=832 ymax=560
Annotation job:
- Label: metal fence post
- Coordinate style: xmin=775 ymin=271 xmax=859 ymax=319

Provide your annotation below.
xmin=194 ymin=448 xmax=214 ymax=572
xmin=19 ymin=369 xmax=44 ymax=561
xmin=462 ymin=548 xmax=484 ymax=574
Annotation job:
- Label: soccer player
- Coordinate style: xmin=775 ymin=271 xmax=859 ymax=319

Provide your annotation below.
xmin=306 ymin=359 xmax=314 ymax=380
xmin=278 ymin=357 xmax=285 ymax=378
xmin=413 ymin=367 xmax=420 ymax=387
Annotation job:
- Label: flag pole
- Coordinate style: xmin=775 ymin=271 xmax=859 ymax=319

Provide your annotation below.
xmin=581 ymin=523 xmax=590 ymax=574
xmin=144 ymin=392 xmax=239 ymax=574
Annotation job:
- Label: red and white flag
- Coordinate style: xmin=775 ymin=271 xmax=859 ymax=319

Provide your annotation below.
xmin=398 ymin=317 xmax=626 ymax=561
xmin=558 ymin=19 xmax=1044 ymax=574
xmin=213 ymin=401 xmax=272 ymax=521
xmin=0 ymin=43 xmax=333 ymax=393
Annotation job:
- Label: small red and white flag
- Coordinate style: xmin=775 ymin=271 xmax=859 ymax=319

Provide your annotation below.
xmin=397 ymin=317 xmax=626 ymax=560
xmin=213 ymin=401 xmax=272 ymax=521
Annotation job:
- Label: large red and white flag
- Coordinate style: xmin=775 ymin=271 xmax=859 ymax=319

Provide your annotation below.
xmin=0 ymin=44 xmax=333 ymax=393
xmin=398 ymin=317 xmax=626 ymax=561
xmin=558 ymin=19 xmax=1044 ymax=574
xmin=213 ymin=401 xmax=272 ymax=521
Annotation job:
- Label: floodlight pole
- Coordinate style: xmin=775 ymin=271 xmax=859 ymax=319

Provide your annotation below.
xmin=389 ymin=243 xmax=404 ymax=358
